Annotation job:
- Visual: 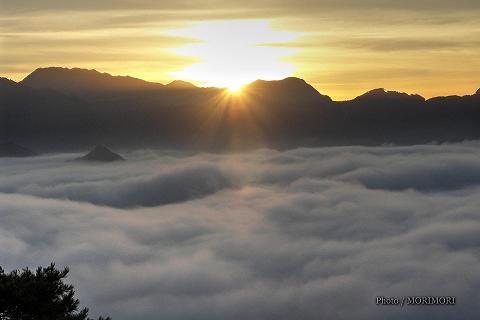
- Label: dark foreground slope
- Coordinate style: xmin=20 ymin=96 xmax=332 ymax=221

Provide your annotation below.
xmin=1 ymin=67 xmax=479 ymax=150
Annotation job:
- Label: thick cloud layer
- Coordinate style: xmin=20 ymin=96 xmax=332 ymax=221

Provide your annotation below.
xmin=1 ymin=143 xmax=480 ymax=319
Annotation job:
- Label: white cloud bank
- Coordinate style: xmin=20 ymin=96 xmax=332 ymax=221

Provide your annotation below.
xmin=1 ymin=143 xmax=480 ymax=319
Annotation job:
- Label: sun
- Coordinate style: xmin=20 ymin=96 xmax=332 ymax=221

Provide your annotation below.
xmin=227 ymin=84 xmax=244 ymax=95
xmin=167 ymin=20 xmax=300 ymax=90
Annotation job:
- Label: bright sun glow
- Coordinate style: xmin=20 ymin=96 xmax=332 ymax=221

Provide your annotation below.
xmin=167 ymin=20 xmax=300 ymax=90
xmin=227 ymin=84 xmax=244 ymax=94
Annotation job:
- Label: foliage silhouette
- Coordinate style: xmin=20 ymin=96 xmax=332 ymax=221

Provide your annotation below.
xmin=0 ymin=263 xmax=110 ymax=320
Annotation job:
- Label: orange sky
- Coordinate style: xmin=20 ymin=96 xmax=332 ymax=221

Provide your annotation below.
xmin=1 ymin=1 xmax=479 ymax=100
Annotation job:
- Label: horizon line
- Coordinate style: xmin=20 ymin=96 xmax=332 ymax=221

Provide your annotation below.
xmin=3 ymin=66 xmax=480 ymax=101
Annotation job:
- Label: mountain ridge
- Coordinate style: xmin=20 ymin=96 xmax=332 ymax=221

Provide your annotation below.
xmin=2 ymin=67 xmax=480 ymax=151
xmin=355 ymin=88 xmax=424 ymax=100
xmin=166 ymin=80 xmax=197 ymax=89
xmin=11 ymin=67 xmax=478 ymax=101
xmin=20 ymin=67 xmax=164 ymax=95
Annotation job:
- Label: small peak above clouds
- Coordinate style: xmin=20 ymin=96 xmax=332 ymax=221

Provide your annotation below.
xmin=76 ymin=145 xmax=124 ymax=162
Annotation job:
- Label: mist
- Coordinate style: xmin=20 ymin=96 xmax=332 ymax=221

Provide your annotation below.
xmin=1 ymin=143 xmax=480 ymax=319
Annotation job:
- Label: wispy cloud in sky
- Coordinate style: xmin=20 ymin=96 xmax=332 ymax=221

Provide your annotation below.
xmin=1 ymin=1 xmax=479 ymax=98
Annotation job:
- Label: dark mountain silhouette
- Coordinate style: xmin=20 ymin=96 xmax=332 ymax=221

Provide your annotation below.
xmin=20 ymin=67 xmax=164 ymax=95
xmin=0 ymin=77 xmax=17 ymax=89
xmin=76 ymin=145 xmax=125 ymax=162
xmin=0 ymin=142 xmax=37 ymax=157
xmin=476 ymin=88 xmax=480 ymax=95
xmin=1 ymin=67 xmax=480 ymax=150
xmin=243 ymin=77 xmax=332 ymax=105
xmin=166 ymin=80 xmax=197 ymax=89
xmin=353 ymin=88 xmax=425 ymax=104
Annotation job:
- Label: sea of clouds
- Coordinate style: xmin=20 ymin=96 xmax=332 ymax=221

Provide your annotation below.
xmin=1 ymin=143 xmax=480 ymax=319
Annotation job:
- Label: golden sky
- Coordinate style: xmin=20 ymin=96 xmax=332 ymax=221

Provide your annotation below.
xmin=1 ymin=0 xmax=479 ymax=100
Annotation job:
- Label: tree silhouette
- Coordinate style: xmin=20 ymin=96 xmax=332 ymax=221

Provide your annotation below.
xmin=0 ymin=263 xmax=110 ymax=320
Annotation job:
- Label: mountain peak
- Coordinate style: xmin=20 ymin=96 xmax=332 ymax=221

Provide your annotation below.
xmin=20 ymin=67 xmax=163 ymax=94
xmin=166 ymin=80 xmax=197 ymax=89
xmin=278 ymin=77 xmax=308 ymax=84
xmin=355 ymin=88 xmax=424 ymax=102
xmin=363 ymin=88 xmax=387 ymax=96
xmin=244 ymin=77 xmax=331 ymax=103
xmin=77 ymin=145 xmax=125 ymax=162
xmin=0 ymin=77 xmax=17 ymax=91
xmin=0 ymin=77 xmax=16 ymax=86
xmin=247 ymin=77 xmax=309 ymax=88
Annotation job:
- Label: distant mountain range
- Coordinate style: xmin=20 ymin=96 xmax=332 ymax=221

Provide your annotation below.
xmin=1 ymin=67 xmax=479 ymax=150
